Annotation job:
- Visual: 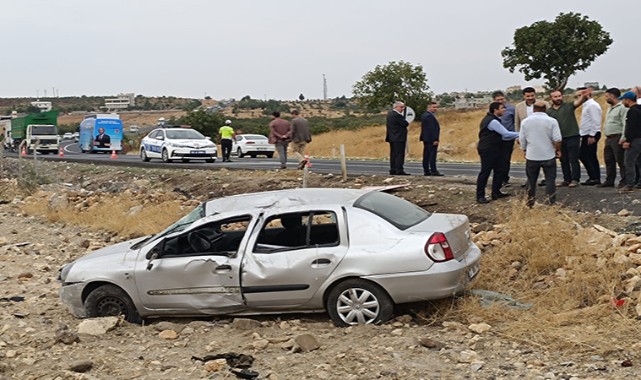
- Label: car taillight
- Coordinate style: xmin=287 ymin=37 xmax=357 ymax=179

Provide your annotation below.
xmin=424 ymin=232 xmax=454 ymax=262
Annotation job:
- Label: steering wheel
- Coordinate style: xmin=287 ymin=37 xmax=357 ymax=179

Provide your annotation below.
xmin=188 ymin=231 xmax=213 ymax=252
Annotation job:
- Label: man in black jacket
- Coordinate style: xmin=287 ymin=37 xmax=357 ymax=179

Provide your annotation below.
xmin=420 ymin=102 xmax=443 ymax=176
xmin=386 ymin=101 xmax=410 ymax=175
xmin=620 ymin=91 xmax=641 ymax=192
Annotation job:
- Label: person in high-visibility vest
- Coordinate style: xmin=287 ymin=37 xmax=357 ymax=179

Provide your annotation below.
xmin=219 ymin=120 xmax=235 ymax=162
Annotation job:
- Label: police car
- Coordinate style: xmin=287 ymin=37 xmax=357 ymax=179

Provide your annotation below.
xmin=140 ymin=128 xmax=217 ymax=163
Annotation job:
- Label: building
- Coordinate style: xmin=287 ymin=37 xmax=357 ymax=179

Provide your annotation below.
xmin=104 ymin=93 xmax=136 ymax=110
xmin=30 ymin=100 xmax=52 ymax=112
xmin=584 ymin=82 xmax=600 ymax=90
xmin=506 ymin=85 xmax=522 ymax=93
xmin=454 ymin=95 xmax=493 ymax=110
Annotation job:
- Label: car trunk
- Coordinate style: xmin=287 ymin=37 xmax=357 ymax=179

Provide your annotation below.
xmin=407 ymin=213 xmax=472 ymax=260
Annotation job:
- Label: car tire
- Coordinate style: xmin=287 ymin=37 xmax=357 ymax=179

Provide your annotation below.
xmin=266 ymin=152 xmax=274 ymax=158
xmin=206 ymin=158 xmax=215 ymax=163
xmin=237 ymin=148 xmax=245 ymax=158
xmin=84 ymin=284 xmax=142 ymax=324
xmin=140 ymin=148 xmax=150 ymax=162
xmin=326 ymin=279 xmax=394 ymax=327
xmin=161 ymin=148 xmax=172 ymax=163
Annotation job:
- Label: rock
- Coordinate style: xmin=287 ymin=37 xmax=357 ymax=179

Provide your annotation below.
xmin=127 ymin=205 xmax=144 ymax=216
xmin=0 ymin=237 xmax=8 ymax=246
xmin=468 ymin=323 xmax=491 ymax=334
xmin=252 ymin=339 xmax=269 ymax=350
xmin=383 ymin=178 xmax=394 ymax=184
xmin=204 ymin=358 xmax=228 ymax=372
xmin=618 ymin=209 xmax=632 ymax=217
xmin=232 ymin=318 xmax=261 ymax=330
xmin=5 ymin=350 xmax=16 ymax=358
xmin=417 ymin=337 xmax=445 ymax=350
xmin=442 ymin=321 xmax=464 ymax=330
xmin=69 ymin=360 xmax=93 ymax=373
xmin=280 ymin=339 xmax=296 ymax=350
xmin=391 ymin=328 xmax=403 ymax=336
xmin=458 ymin=350 xmax=480 ymax=363
xmin=621 ymin=359 xmax=633 ymax=367
xmin=77 ymin=317 xmax=120 ymax=335
xmin=17 ymin=272 xmax=33 ymax=280
xmin=470 ymin=361 xmax=484 ymax=371
xmin=55 ymin=328 xmax=80 ymax=345
xmin=153 ymin=321 xmax=178 ymax=332
xmin=472 ymin=222 xmax=493 ymax=233
xmin=158 ymin=330 xmax=178 ymax=340
xmin=49 ymin=193 xmax=69 ymax=209
xmin=294 ymin=334 xmax=320 ymax=352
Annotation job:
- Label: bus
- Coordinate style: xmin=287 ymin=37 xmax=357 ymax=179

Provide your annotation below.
xmin=79 ymin=114 xmax=124 ymax=153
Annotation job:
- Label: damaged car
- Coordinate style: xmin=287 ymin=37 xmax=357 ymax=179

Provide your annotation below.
xmin=59 ymin=188 xmax=481 ymax=326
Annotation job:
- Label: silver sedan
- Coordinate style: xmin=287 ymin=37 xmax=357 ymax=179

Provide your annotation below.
xmin=59 ymin=188 xmax=481 ymax=326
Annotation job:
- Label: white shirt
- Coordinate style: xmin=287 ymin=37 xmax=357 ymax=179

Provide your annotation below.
xmin=579 ymin=98 xmax=602 ymax=136
xmin=526 ymin=104 xmax=534 ymax=117
xmin=520 ymin=112 xmax=562 ymax=161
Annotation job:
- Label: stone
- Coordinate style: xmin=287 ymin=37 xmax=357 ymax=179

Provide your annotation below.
xmin=158 ymin=330 xmax=178 ymax=340
xmin=618 ymin=209 xmax=632 ymax=217
xmin=204 ymin=358 xmax=228 ymax=372
xmin=55 ymin=328 xmax=80 ymax=345
xmin=468 ymin=323 xmax=491 ymax=334
xmin=470 ymin=361 xmax=484 ymax=371
xmin=232 ymin=318 xmax=261 ymax=330
xmin=280 ymin=339 xmax=296 ymax=350
xmin=458 ymin=350 xmax=480 ymax=363
xmin=153 ymin=321 xmax=178 ymax=332
xmin=69 ymin=360 xmax=93 ymax=373
xmin=17 ymin=272 xmax=33 ymax=280
xmin=5 ymin=350 xmax=17 ymax=358
xmin=252 ymin=339 xmax=269 ymax=350
xmin=472 ymin=222 xmax=493 ymax=233
xmin=294 ymin=333 xmax=320 ymax=352
xmin=49 ymin=193 xmax=69 ymax=209
xmin=417 ymin=337 xmax=445 ymax=350
xmin=77 ymin=317 xmax=120 ymax=335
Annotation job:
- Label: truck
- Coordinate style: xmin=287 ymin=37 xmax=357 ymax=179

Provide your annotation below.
xmin=79 ymin=114 xmax=123 ymax=153
xmin=6 ymin=111 xmax=59 ymax=154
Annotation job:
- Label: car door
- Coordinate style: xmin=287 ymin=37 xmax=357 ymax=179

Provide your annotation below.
xmin=133 ymin=215 xmax=253 ymax=313
xmin=241 ymin=207 xmax=348 ymax=308
xmin=231 ymin=135 xmax=242 ymax=155
xmin=143 ymin=130 xmax=161 ymax=158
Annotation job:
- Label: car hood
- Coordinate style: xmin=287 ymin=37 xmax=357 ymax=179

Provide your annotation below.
xmin=73 ymin=236 xmax=147 ymax=264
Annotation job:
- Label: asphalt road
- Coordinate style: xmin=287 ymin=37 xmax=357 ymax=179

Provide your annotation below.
xmin=4 ymin=141 xmax=531 ymax=179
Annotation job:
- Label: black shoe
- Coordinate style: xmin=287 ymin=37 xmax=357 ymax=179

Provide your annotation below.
xmin=423 ymin=173 xmax=431 ymax=176
xmin=581 ymin=179 xmax=599 ymax=186
xmin=397 ymin=171 xmax=411 ymax=176
xmin=596 ymin=182 xmax=614 ymax=188
xmin=491 ymin=192 xmax=512 ymax=200
xmin=477 ymin=197 xmax=490 ymax=204
xmin=432 ymin=172 xmax=444 ymax=176
xmin=389 ymin=171 xmax=397 ymax=175
xmin=538 ymin=180 xmax=546 ymax=187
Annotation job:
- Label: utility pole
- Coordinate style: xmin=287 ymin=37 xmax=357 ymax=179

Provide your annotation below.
xmin=323 ymin=74 xmax=328 ymax=100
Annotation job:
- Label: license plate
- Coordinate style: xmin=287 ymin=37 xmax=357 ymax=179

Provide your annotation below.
xmin=468 ymin=264 xmax=480 ymax=279
xmin=257 ymin=148 xmax=266 ymax=150
xmin=190 ymin=150 xmax=205 ymax=154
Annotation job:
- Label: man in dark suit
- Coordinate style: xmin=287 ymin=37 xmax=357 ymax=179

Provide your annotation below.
xmin=420 ymin=102 xmax=443 ymax=176
xmin=385 ymin=101 xmax=410 ymax=175
xmin=94 ymin=127 xmax=111 ymax=148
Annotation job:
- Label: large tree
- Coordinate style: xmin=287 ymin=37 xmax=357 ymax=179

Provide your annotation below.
xmin=352 ymin=61 xmax=431 ymax=112
xmin=502 ymin=12 xmax=612 ymax=91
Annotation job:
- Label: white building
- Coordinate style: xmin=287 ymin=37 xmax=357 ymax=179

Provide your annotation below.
xmin=30 ymin=100 xmax=52 ymax=112
xmin=104 ymin=93 xmax=136 ymax=110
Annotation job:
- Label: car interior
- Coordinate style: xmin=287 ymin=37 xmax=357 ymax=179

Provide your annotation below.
xmin=254 ymin=211 xmax=339 ymax=253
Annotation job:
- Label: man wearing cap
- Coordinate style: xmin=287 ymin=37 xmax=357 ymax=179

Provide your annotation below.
xmin=620 ymin=91 xmax=641 ymax=192
xmin=519 ymin=101 xmax=562 ymax=207
xmin=219 ymin=120 xmax=235 ymax=162
xmin=599 ymin=88 xmax=628 ymax=188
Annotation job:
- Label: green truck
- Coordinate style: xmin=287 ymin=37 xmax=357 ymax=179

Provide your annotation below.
xmin=4 ymin=111 xmax=60 ymax=154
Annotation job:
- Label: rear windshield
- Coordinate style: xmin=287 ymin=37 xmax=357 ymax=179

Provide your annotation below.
xmin=31 ymin=126 xmax=57 ymax=135
xmin=354 ymin=191 xmax=429 ymax=230
xmin=245 ymin=135 xmax=267 ymax=141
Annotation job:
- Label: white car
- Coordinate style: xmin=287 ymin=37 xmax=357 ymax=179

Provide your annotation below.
xmin=62 ymin=132 xmax=74 ymax=140
xmin=140 ymin=128 xmax=217 ymax=163
xmin=232 ymin=134 xmax=275 ymax=158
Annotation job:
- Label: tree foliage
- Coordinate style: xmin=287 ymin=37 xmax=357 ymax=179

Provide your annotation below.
xmin=176 ymin=110 xmax=225 ymax=138
xmin=502 ymin=12 xmax=612 ymax=91
xmin=352 ymin=61 xmax=431 ymax=112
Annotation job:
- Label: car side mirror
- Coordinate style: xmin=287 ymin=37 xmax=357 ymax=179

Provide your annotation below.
xmin=156 ymin=136 xmax=164 ymax=141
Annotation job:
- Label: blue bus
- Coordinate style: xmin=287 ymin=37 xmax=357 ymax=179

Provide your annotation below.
xmin=79 ymin=114 xmax=124 ymax=153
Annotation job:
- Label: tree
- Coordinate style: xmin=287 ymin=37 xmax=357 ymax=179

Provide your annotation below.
xmin=298 ymin=93 xmax=305 ymax=101
xmin=176 ymin=110 xmax=225 ymax=138
xmin=502 ymin=12 xmax=612 ymax=91
xmin=352 ymin=61 xmax=431 ymax=112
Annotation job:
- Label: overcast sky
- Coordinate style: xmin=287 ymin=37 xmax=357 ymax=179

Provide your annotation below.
xmin=2 ymin=1 xmax=638 ymax=100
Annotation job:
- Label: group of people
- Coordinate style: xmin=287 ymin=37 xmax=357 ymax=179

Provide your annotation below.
xmin=385 ymin=84 xmax=641 ymax=207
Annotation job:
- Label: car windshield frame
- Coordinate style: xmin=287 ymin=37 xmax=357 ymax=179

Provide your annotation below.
xmin=353 ymin=191 xmax=430 ymax=230
xmin=165 ymin=129 xmax=206 ymax=140
xmin=152 ymin=203 xmax=205 ymax=242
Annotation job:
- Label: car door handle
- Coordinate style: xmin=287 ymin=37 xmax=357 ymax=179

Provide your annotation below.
xmin=311 ymin=258 xmax=331 ymax=266
xmin=215 ymin=264 xmax=232 ymax=273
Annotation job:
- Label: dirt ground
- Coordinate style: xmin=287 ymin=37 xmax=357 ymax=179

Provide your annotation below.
xmin=1 ymin=158 xmax=641 ymax=380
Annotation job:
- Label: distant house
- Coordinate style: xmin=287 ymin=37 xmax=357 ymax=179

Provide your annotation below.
xmin=454 ymin=95 xmax=493 ymax=110
xmin=506 ymin=85 xmax=522 ymax=93
xmin=104 ymin=93 xmax=136 ymax=111
xmin=30 ymin=100 xmax=52 ymax=112
xmin=584 ymin=82 xmax=600 ymax=90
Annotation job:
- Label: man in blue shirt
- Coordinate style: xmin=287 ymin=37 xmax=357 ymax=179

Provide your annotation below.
xmin=476 ymin=102 xmax=520 ymax=204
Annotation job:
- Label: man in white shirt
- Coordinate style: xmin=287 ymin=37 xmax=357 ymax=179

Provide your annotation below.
xmin=577 ymin=87 xmax=603 ymax=185
xmin=520 ymin=101 xmax=562 ymax=207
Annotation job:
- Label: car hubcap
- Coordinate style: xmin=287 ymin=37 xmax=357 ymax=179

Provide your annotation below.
xmin=336 ymin=287 xmax=380 ymax=325
xmin=96 ymin=296 xmax=127 ymax=317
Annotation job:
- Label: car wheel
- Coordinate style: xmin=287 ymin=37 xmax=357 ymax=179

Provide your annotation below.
xmin=161 ymin=148 xmax=172 ymax=163
xmin=140 ymin=148 xmax=150 ymax=162
xmin=326 ymin=279 xmax=394 ymax=327
xmin=84 ymin=284 xmax=142 ymax=324
xmin=237 ymin=148 xmax=245 ymax=158
xmin=266 ymin=152 xmax=274 ymax=158
xmin=206 ymin=158 xmax=215 ymax=163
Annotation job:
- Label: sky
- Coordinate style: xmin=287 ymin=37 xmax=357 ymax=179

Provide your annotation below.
xmin=1 ymin=0 xmax=638 ymax=100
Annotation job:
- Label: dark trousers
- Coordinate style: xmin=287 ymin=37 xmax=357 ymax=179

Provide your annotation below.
xmin=560 ymin=135 xmax=581 ymax=182
xmin=624 ymin=138 xmax=641 ymax=187
xmin=422 ymin=141 xmax=438 ymax=174
xmin=389 ymin=141 xmax=406 ymax=174
xmin=221 ymin=139 xmax=232 ymax=160
xmin=476 ymin=149 xmax=505 ymax=199
xmin=500 ymin=139 xmax=515 ymax=184
xmin=603 ymin=134 xmax=625 ymax=185
xmin=526 ymin=158 xmax=557 ymax=206
xmin=579 ymin=132 xmax=601 ymax=181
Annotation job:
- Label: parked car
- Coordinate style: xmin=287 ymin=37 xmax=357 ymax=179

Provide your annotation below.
xmin=59 ymin=188 xmax=481 ymax=326
xmin=62 ymin=132 xmax=74 ymax=140
xmin=72 ymin=132 xmax=80 ymax=142
xmin=140 ymin=128 xmax=217 ymax=163
xmin=232 ymin=134 xmax=275 ymax=158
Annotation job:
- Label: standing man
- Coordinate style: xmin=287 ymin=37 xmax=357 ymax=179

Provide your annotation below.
xmin=546 ymin=89 xmax=588 ymax=187
xmin=476 ymin=102 xmax=520 ymax=204
xmin=515 ymin=87 xmax=550 ymax=131
xmin=290 ymin=110 xmax=312 ymax=170
xmin=219 ymin=119 xmax=235 ymax=162
xmin=519 ymin=101 xmax=562 ymax=207
xmin=94 ymin=127 xmax=111 ymax=149
xmin=492 ymin=91 xmax=515 ymax=187
xmin=577 ymin=88 xmax=602 ymax=185
xmin=599 ymin=88 xmax=628 ymax=188
xmin=268 ymin=111 xmax=291 ymax=169
xmin=420 ymin=102 xmax=443 ymax=176
xmin=386 ymin=101 xmax=410 ymax=175
xmin=620 ymin=91 xmax=641 ymax=192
